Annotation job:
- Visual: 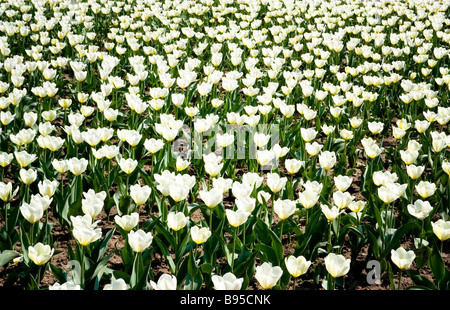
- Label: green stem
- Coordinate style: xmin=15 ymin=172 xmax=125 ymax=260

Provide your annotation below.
xmin=79 ymin=244 xmax=85 ymax=288
xmin=398 ymin=269 xmax=402 ymax=290
xmin=232 ymin=226 xmax=237 ymax=272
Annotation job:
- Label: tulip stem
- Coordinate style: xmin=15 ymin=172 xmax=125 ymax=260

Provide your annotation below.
xmin=397 ymin=270 xmax=402 ymax=290
xmin=280 ymin=220 xmax=284 ymax=242
xmin=232 ymin=226 xmax=237 ymax=272
xmin=80 ymin=245 xmax=85 ymax=288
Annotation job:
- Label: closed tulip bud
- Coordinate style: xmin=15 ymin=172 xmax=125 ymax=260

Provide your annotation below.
xmin=19 ymin=168 xmax=37 ymax=185
xmin=28 ymin=243 xmax=54 ymax=266
xmin=167 ymin=211 xmax=189 ymax=231
xmin=115 ymin=212 xmax=139 ymax=232
xmin=226 ymin=209 xmax=251 ymax=227
xmin=190 ymin=226 xmax=211 ymax=244
xmin=81 ymin=189 xmax=106 ymax=218
xmin=391 ymin=247 xmax=415 ymax=270
xmin=393 ymin=126 xmax=406 ymax=140
xmin=149 ymin=274 xmax=177 ymax=290
xmin=324 ymin=253 xmax=351 ymax=278
xmin=431 ymin=131 xmax=447 ymax=153
xmin=254 ymin=262 xmax=283 ymax=290
xmin=431 ymin=219 xmax=450 ymax=241
xmin=130 ymin=184 xmax=151 ymax=206
xmin=416 ymin=181 xmax=436 ymax=199
xmin=339 ymin=129 xmax=354 ymax=140
xmin=377 ymin=185 xmax=400 ymax=204
xmin=211 ymin=272 xmax=244 ymax=290
xmin=273 ymin=199 xmax=297 ymax=220
xmin=285 ymin=255 xmax=311 ymax=278
xmin=128 ymin=229 xmax=153 ymax=253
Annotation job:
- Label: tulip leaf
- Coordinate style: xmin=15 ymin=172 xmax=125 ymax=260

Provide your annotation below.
xmin=153 ymin=235 xmax=177 ymax=274
xmin=155 ymin=220 xmax=176 ymax=250
xmin=406 ymin=269 xmax=437 ymax=290
xmin=0 ymin=250 xmax=20 ymax=268
xmin=429 ymin=244 xmax=445 ymax=281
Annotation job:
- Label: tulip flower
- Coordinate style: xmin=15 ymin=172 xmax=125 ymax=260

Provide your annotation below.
xmin=199 ymin=187 xmax=223 ymax=209
xmin=391 ymin=247 xmax=416 ymax=290
xmin=118 ymin=158 xmax=138 ymax=175
xmin=128 ymin=229 xmax=153 ymax=253
xmin=211 ymin=272 xmax=244 ymax=290
xmin=129 ymin=184 xmax=152 ymax=206
xmin=226 ymin=209 xmax=251 ymax=227
xmin=273 ymin=199 xmax=296 ymax=221
xmin=415 ymin=181 xmax=436 ymax=199
xmin=334 ymin=175 xmax=353 ymax=192
xmin=285 ymin=255 xmax=311 ymax=281
xmin=190 ymin=226 xmax=211 ymax=245
xmin=266 ymin=173 xmax=287 ymax=193
xmin=28 ymin=243 xmax=54 ymax=266
xmin=72 ymin=224 xmax=102 ymax=247
xmin=324 ymin=253 xmax=351 ymax=290
xmin=254 ymin=262 xmax=283 ymax=290
xmin=20 ymin=200 xmax=44 ymax=224
xmin=431 ymin=219 xmax=450 ymax=242
xmin=115 ymin=213 xmax=139 ymax=232
xmin=167 ymin=211 xmax=189 ymax=232
xmin=407 ymin=200 xmax=433 ymax=221
xmin=318 ymin=151 xmax=336 ymax=171
xmin=0 ymin=182 xmax=18 ymax=202
xmin=149 ymin=274 xmax=177 ymax=290
xmin=103 ymin=278 xmax=129 ymax=290
xmin=49 ymin=281 xmax=81 ymax=290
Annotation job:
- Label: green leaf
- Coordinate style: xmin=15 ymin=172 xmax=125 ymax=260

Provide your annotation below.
xmin=153 ymin=235 xmax=177 ymax=274
xmin=429 ymin=244 xmax=445 ymax=281
xmin=0 ymin=250 xmax=20 ymax=268
xmin=406 ymin=269 xmax=437 ymax=290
